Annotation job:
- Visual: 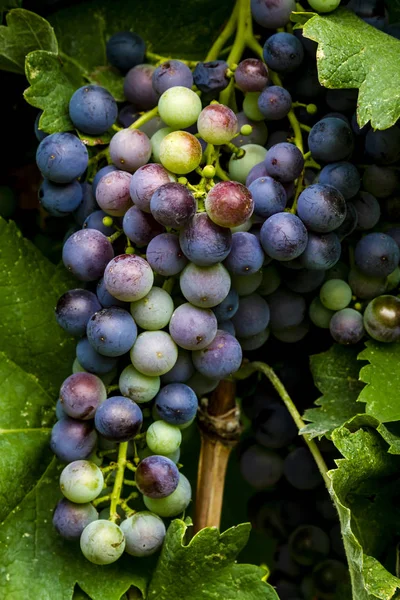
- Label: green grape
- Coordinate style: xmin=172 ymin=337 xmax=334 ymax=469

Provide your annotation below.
xmin=143 ymin=473 xmax=191 ymax=517
xmin=309 ymin=297 xmax=335 ymax=329
xmin=258 ymin=265 xmax=281 ymax=296
xmin=151 ymin=127 xmax=173 ymax=163
xmin=230 ymin=221 xmax=251 ymax=233
xmin=130 ymin=287 xmax=174 ymax=330
xmin=158 ymin=87 xmax=202 ymax=129
xmin=119 ymin=364 xmax=160 ymax=403
xmin=243 ymin=92 xmax=265 ymax=121
xmin=159 ymin=131 xmax=203 ymax=174
xmin=176 ymin=415 xmax=196 ymax=431
xmin=320 ymin=279 xmax=352 ymax=311
xmin=120 ymin=511 xmax=166 ymax=557
xmin=146 ymin=420 xmax=182 ymax=455
xmin=60 ymin=460 xmax=104 ymax=503
xmin=386 ymin=267 xmax=400 ymax=291
xmin=363 ymin=295 xmax=400 ymax=342
xmin=308 ymin=0 xmax=340 ymax=13
xmin=80 ymin=520 xmax=125 ymax=564
xmin=230 ymin=271 xmax=263 ymax=296
xmin=228 ymin=144 xmax=267 ymax=184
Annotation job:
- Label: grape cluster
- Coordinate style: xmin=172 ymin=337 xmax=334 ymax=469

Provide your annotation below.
xmin=33 ymin=0 xmax=400 ymax=567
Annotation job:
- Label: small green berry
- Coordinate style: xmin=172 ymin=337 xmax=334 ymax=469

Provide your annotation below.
xmin=125 ymin=246 xmax=135 ymax=255
xmin=306 ymin=104 xmax=318 ymax=115
xmin=202 ymin=165 xmax=216 ymax=178
xmin=178 ymin=176 xmax=188 ymax=185
xmin=240 ymin=124 xmax=253 ymax=136
xmin=102 ymin=216 xmax=113 ymax=227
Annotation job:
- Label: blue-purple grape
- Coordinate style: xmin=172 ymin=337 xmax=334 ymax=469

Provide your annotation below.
xmin=169 ymin=302 xmax=218 ymax=351
xmin=123 ymin=205 xmax=165 ymax=247
xmin=96 ymin=277 xmax=127 ymax=308
xmin=354 ymin=232 xmax=400 ymax=277
xmin=51 ymin=417 xmax=97 ymax=462
xmin=260 ymin=213 xmax=308 ymax=261
xmin=193 ymin=60 xmax=229 ymax=93
xmin=180 ymin=263 xmax=231 ymax=308
xmin=106 ymin=32 xmax=146 ymax=72
xmin=124 ymin=64 xmax=159 ymax=109
xmin=60 ymin=372 xmax=107 ymax=420
xmin=151 ymin=182 xmax=196 ymax=228
xmin=318 ymin=161 xmax=360 ymax=199
xmin=39 ymin=179 xmax=83 ymax=217
xmin=297 ymin=184 xmax=347 ymax=233
xmin=284 ymin=447 xmax=322 ymax=490
xmin=121 ymin=512 xmax=166 ymax=557
xmin=251 ymin=0 xmax=296 ymax=29
xmin=365 ymin=125 xmax=400 ymax=164
xmin=109 ymin=128 xmax=152 ymax=173
xmin=55 ymin=289 xmax=102 ymax=337
xmin=240 ymin=444 xmax=283 ymax=489
xmin=267 ymin=288 xmax=306 ymax=330
xmin=76 ymin=337 xmax=118 ymax=375
xmin=254 ymin=403 xmax=297 ymax=449
xmin=264 ymin=142 xmax=304 ymax=183
xmin=95 ymin=170 xmax=133 ymax=216
xmin=53 ymin=498 xmax=98 ymax=541
xmin=135 ymin=455 xmax=179 ymax=498
xmin=350 ymin=192 xmax=380 ymax=230
xmin=330 ymin=308 xmax=365 ymax=345
xmin=95 ymin=396 xmax=143 ymax=441
xmin=155 ymin=382 xmax=198 ymax=426
xmin=224 ymin=232 xmax=264 ymax=275
xmin=83 ymin=210 xmax=115 ymax=236
xmin=69 ymin=85 xmax=117 ymax=135
xmin=257 ymin=86 xmax=292 ymax=120
xmin=248 ymin=176 xmax=287 ymax=218
xmin=300 ymin=232 xmax=341 ymax=270
xmin=86 ymin=307 xmax=137 ymax=357
xmin=212 ymin=289 xmax=239 ymax=322
xmin=160 ymin=349 xmax=194 ymax=384
xmin=146 ymin=233 xmax=188 ymax=276
xmin=263 ymin=32 xmax=304 ymax=73
xmin=308 ymin=117 xmax=354 ymax=162
xmin=36 ymin=133 xmax=88 ymax=184
xmin=231 ymin=293 xmax=270 ymax=337
xmin=104 ymin=254 xmax=154 ymax=302
xmin=130 ymin=163 xmax=174 ymax=213
xmin=179 ymin=213 xmax=232 ymax=267
xmin=152 ymin=60 xmax=193 ymax=94
xmin=192 ymin=329 xmax=242 ymax=378
xmin=62 ymin=229 xmax=114 ymax=282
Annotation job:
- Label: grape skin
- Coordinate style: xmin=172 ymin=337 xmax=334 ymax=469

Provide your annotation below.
xmin=354 ymin=232 xmax=400 ymax=277
xmin=123 ymin=205 xmax=165 ymax=247
xmin=106 ymin=32 xmax=146 ymax=72
xmin=297 ymin=184 xmax=346 ymax=233
xmin=119 ymin=364 xmax=160 ymax=403
xmin=120 ymin=512 xmax=166 ymax=557
xmin=363 ymin=295 xmax=400 ymax=342
xmin=169 ymin=302 xmax=218 ymax=351
xmin=36 ymin=133 xmax=88 ymax=184
xmin=130 ymin=331 xmax=178 ymax=376
xmin=143 ymin=473 xmax=192 ymax=517
xmin=135 ymin=455 xmax=180 ymax=498
xmin=234 ymin=58 xmax=269 ymax=92
xmin=160 ymin=349 xmax=195 ymax=384
xmin=123 ymin=64 xmax=159 ymax=109
xmin=146 ymin=233 xmax=188 ymax=276
xmin=231 ymin=293 xmax=270 ymax=338
xmin=155 ymin=382 xmax=198 ymax=425
xmin=146 ymin=421 xmax=182 ymax=455
xmin=180 ymin=262 xmax=231 ymax=308
xmin=39 ymin=179 xmax=83 ymax=217
xmin=60 ymin=460 xmax=104 ymax=503
xmin=95 ymin=170 xmax=133 ymax=216
xmin=109 ymin=129 xmax=152 ymax=173
xmin=69 ymin=85 xmax=117 ymax=135
xmin=192 ymin=330 xmax=242 ymax=379
xmin=151 ymin=182 xmax=196 ymax=228
xmin=263 ymin=32 xmax=304 ymax=73
xmin=80 ymin=520 xmax=125 ymax=565
xmin=129 ymin=163 xmax=174 ymax=213
xmin=330 ymin=308 xmax=365 ymax=345
xmin=152 ymin=60 xmax=193 ymax=94
xmin=51 ymin=418 xmax=97 ymax=462
xmin=104 ymin=254 xmax=154 ymax=302
xmin=53 ymin=499 xmax=98 ymax=541
xmin=224 ymin=232 xmax=264 ymax=275
xmin=86 ymin=307 xmax=138 ymax=357
xmin=130 ymin=287 xmax=174 ymax=331
xmin=260 ymin=213 xmax=308 ymax=261
xmin=179 ymin=213 xmax=232 ymax=267
xmin=60 ymin=372 xmax=107 ymax=420
xmin=205 ymin=181 xmax=254 ymax=228
xmin=63 ymin=229 xmax=115 ymax=282
xmin=257 ymin=86 xmax=292 ymax=121
xmin=94 ymin=396 xmax=143 ymax=442
xmin=55 ymin=289 xmax=101 ymax=337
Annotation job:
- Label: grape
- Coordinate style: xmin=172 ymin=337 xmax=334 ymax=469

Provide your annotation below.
xmin=330 ymin=308 xmax=365 ymax=344
xmin=130 ymin=163 xmax=174 ymax=213
xmin=254 ymin=403 xmax=297 ymax=448
xmin=143 ymin=472 xmax=191 ymax=517
xmin=76 ymin=338 xmax=118 ymax=375
xmin=146 ymin=421 xmax=182 ymax=455
xmin=251 ymin=0 xmax=296 ymax=29
xmin=60 ymin=372 xmax=106 ymax=420
xmin=229 ymin=143 xmax=267 ymax=184
xmin=86 ymin=307 xmax=137 ymax=357
xmin=350 ymin=192 xmax=380 ymax=230
xmin=135 ymin=455 xmax=179 ymax=498
xmin=51 ymin=417 xmax=97 ymax=462
xmin=158 ymin=86 xmax=202 ymax=130
xmin=161 ymin=349 xmax=194 ymax=384
xmin=36 ymin=133 xmax=88 ymax=184
xmin=284 ymin=447 xmax=321 ymax=490
xmin=118 ymin=104 xmax=140 ymax=127
xmin=155 ymin=383 xmax=198 ymax=426
xmin=243 ymin=92 xmax=266 ymax=121
xmin=245 ymin=162 xmax=269 ymax=185
xmin=263 ymin=32 xmax=304 ymax=73
xmin=234 ymin=58 xmax=269 ymax=92
xmin=83 ymin=210 xmax=114 ymax=236
xmin=119 ymin=364 xmax=160 ymax=403
xmin=365 ymin=125 xmax=400 ymax=164
xmin=121 ymin=512 xmax=166 ymax=557
xmin=231 ymin=293 xmax=270 ymax=337
xmin=180 ymin=262 xmax=231 ymax=308
xmin=318 ymin=161 xmax=360 ymax=199
xmin=348 ymin=268 xmax=386 ymax=300
xmin=34 ymin=111 xmax=48 ymax=142
xmin=123 ymin=205 xmax=164 ymax=246
xmin=300 ymin=232 xmax=341 ymax=270
xmin=95 ymin=169 xmax=133 ymax=216
xmin=335 ymin=201 xmax=358 ymax=241
xmin=123 ymin=64 xmax=158 ymax=109
xmin=289 ymin=525 xmax=330 ymax=566
xmin=62 ymin=229 xmax=114 ymax=282
xmin=187 ymin=372 xmax=219 ymax=397
xmin=362 ymin=164 xmax=399 ymax=199
xmin=96 ymin=277 xmax=127 ymax=308
xmin=80 ymin=520 xmax=125 ymax=565
xmin=197 ymin=104 xmax=238 ymax=145
xmin=151 ymin=182 xmax=196 ymax=228
xmin=55 ymin=289 xmax=101 ymax=337
xmin=264 ymin=142 xmax=304 ymax=183
xmin=130 ymin=287 xmax=173 ymax=331
xmin=192 ymin=329 xmax=242 ymax=378
xmin=212 ymin=289 xmax=239 ymax=322
xmin=363 ymin=295 xmax=400 ymax=342
xmin=152 ymin=60 xmax=193 ymax=94
xmin=282 ymin=268 xmax=325 ymax=294
xmin=193 ymin=60 xmax=229 ymax=93
xmin=267 ymin=288 xmax=306 ymax=330
xmin=258 ymin=265 xmax=281 ymax=296
xmin=109 ymin=129 xmax=152 ymax=173
xmin=73 ymin=182 xmax=98 ymax=226
xmin=308 ymin=117 xmax=354 ymax=162
xmin=146 ymin=233 xmax=188 ymax=276
xmin=266 ymin=130 xmax=290 ymax=150
xmin=94 ymin=396 xmax=143 ymax=441
xmin=180 ymin=213 xmax=232 ymax=266
xmin=39 ymin=179 xmax=83 ymax=217
xmin=69 ymin=85 xmax=117 ymax=135
xmin=239 ymin=327 xmax=270 ymax=350
xmin=312 ymin=559 xmax=349 ymax=597
xmin=319 ymin=279 xmax=352 ymax=311
xmin=386 ymin=266 xmax=400 ymax=290
xmin=205 ymin=181 xmax=254 ymax=228
xmin=53 ymin=498 xmax=98 ymax=541
xmin=169 ymin=303 xmax=217 ymax=350
xmin=231 ymin=271 xmax=263 ymax=296
xmin=260 ymin=213 xmax=308 ymax=261
xmin=60 ymin=460 xmax=104 ymax=503
xmin=106 ymin=32 xmax=145 ymax=72
xmin=297 ymin=184 xmax=346 ymax=233
xmin=104 ymin=254 xmax=154 ymax=302
xmin=151 ymin=127 xmax=173 ymax=163
xmin=257 ymin=86 xmax=292 ymax=120
xmin=354 ymin=232 xmax=400 ymax=277
xmin=130 ymin=331 xmax=178 ymax=376
xmin=240 ymin=445 xmax=283 ymax=489
xmin=273 ymin=320 xmax=309 ymax=342
xmin=309 ymin=297 xmax=334 ymax=329
xmin=159 ymin=131 xmax=202 ymax=174
xmin=233 ymin=113 xmax=268 ymax=149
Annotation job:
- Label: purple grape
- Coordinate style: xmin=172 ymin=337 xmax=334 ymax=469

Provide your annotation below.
xmin=219 ymin=320 xmax=236 ymax=336
xmin=69 ymin=85 xmax=117 ymax=135
xmin=235 ymin=58 xmax=269 ymax=92
xmin=160 ymin=349 xmax=194 ymax=384
xmin=267 ymin=288 xmax=306 ymax=330
xmin=104 ymin=254 xmax=154 ymax=302
xmin=96 ymin=277 xmax=127 ymax=308
xmin=109 ymin=129 xmax=152 ymax=173
xmin=179 ymin=213 xmax=232 ymax=267
xmin=192 ymin=329 xmax=242 ymax=378
xmin=180 ymin=263 xmax=231 ymax=308
xmin=151 ymin=182 xmax=197 ymax=228
xmin=231 ymin=293 xmax=270 ymax=337
xmin=130 ymin=163 xmax=173 ymax=213
xmin=92 ymin=165 xmax=118 ymax=195
xmin=39 ymin=179 xmax=83 ymax=217
xmin=76 ymin=337 xmax=118 ymax=374
xmin=60 ymin=372 xmax=107 ymax=420
xmin=62 ymin=229 xmax=114 ymax=281
xmin=152 ymin=60 xmax=193 ymax=94
xmin=212 ymin=289 xmax=239 ymax=322
xmin=95 ymin=170 xmax=133 ymax=216
xmin=155 ymin=383 xmax=198 ymax=425
xmin=335 ymin=201 xmax=358 ymax=241
xmin=95 ymin=396 xmax=143 ymax=442
xmin=240 ymin=445 xmax=283 ymax=489
xmin=193 ymin=60 xmax=229 ymax=93
xmin=248 ymin=176 xmax=287 ymax=218
xmin=350 ymin=192 xmax=380 ymax=230
xmin=73 ymin=182 xmax=98 ymax=226
xmin=255 ymin=403 xmax=297 ymax=449
xmin=330 ymin=308 xmax=365 ymax=345
xmin=124 ymin=64 xmax=159 ymax=109
xmin=282 ymin=268 xmax=325 ymax=294
xmin=123 ymin=205 xmax=165 ymax=247
xmin=55 ymin=289 xmax=102 ymax=337
xmin=319 ymin=161 xmax=360 ymax=200
xmin=224 ymin=232 xmax=264 ymax=275
xmin=258 ymin=86 xmax=292 ymax=120
xmin=245 ymin=162 xmax=269 ymax=185
xmin=284 ymin=447 xmax=322 ymax=490
xmin=365 ymin=125 xmax=400 ymax=164
xmin=53 ymin=498 xmax=98 ymax=541
xmin=169 ymin=302 xmax=218 ymax=350
xmin=146 ymin=233 xmax=188 ymax=276
xmin=87 ymin=307 xmax=137 ymax=357
xmin=260 ymin=213 xmax=308 ymax=261
xmin=264 ymin=142 xmax=304 ymax=183
xmin=83 ymin=210 xmax=115 ymax=236
xmin=251 ymin=0 xmax=296 ymax=29
xmin=118 ymin=104 xmax=140 ymax=128
xmin=51 ymin=418 xmax=97 ymax=462
xmin=106 ymin=32 xmax=146 ymax=72
xmin=263 ymin=32 xmax=304 ymax=74
xmin=308 ymin=117 xmax=354 ymax=163
xmin=354 ymin=232 xmax=400 ymax=277
xmin=297 ymin=184 xmax=347 ymax=233
xmin=36 ymin=132 xmax=88 ymax=184
xmin=300 ymin=232 xmax=341 ymax=270
xmin=135 ymin=455 xmax=179 ymax=498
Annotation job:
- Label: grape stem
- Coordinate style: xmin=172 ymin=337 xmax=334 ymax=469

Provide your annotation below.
xmin=146 ymin=50 xmax=198 ymax=68
xmin=109 ymin=441 xmax=128 ymax=522
xmin=219 ymin=0 xmax=250 ymax=107
xmin=92 ymin=494 xmax=111 ymax=507
xmin=129 ymin=106 xmax=159 ymax=130
xmin=234 ymin=361 xmax=330 ymax=488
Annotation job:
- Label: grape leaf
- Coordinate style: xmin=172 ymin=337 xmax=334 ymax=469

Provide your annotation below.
xmin=330 ymin=419 xmax=400 ymax=599
xmin=0 ymin=460 xmax=150 ymax=600
xmin=301 ymin=344 xmax=366 ymax=438
xmin=77 ymin=128 xmax=114 ymax=147
xmin=88 ymin=66 xmax=125 ymax=102
xmin=357 ymin=340 xmax=400 ymax=423
xmin=147 ymin=520 xmax=279 ymax=600
xmin=302 ymin=8 xmax=400 ymax=129
xmin=0 ymin=8 xmax=58 ymax=74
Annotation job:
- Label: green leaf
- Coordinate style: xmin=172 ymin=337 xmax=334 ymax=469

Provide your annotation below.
xmin=88 ymin=66 xmax=125 ymax=102
xmin=301 ymin=344 xmax=366 ymax=438
xmin=77 ymin=128 xmax=114 ymax=147
xmin=330 ymin=419 xmax=400 ymax=599
xmin=303 ymin=8 xmax=400 ymax=129
xmin=0 ymin=460 xmax=150 ymax=600
xmin=147 ymin=520 xmax=279 ymax=600
xmin=0 ymin=8 xmax=58 ymax=74
xmin=0 ymin=217 xmax=77 ymax=396
xmin=358 ymin=340 xmax=400 ymax=423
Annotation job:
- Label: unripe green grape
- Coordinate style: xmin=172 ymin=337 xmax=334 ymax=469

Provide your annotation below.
xmin=308 ymin=0 xmax=340 ymax=13
xmin=158 ymin=86 xmax=202 ymax=129
xmin=243 ymin=92 xmax=265 ymax=121
xmin=151 ymin=127 xmax=173 ymax=163
xmin=146 ymin=420 xmax=182 ymax=455
xmin=203 ymin=165 xmax=216 ymax=178
xmin=143 ymin=473 xmax=191 ymax=517
xmin=130 ymin=287 xmax=174 ymax=330
xmin=80 ymin=520 xmax=125 ymax=564
xmin=102 ymin=216 xmax=113 ymax=227
xmin=307 ymin=103 xmax=318 ymax=115
xmin=363 ymin=295 xmax=400 ymax=342
xmin=386 ymin=267 xmax=400 ymax=291
xmin=120 ymin=511 xmax=166 ymax=557
xmin=159 ymin=131 xmax=202 ymax=174
xmin=240 ymin=124 xmax=253 ymax=136
xmin=320 ymin=279 xmax=352 ymax=311
xmin=309 ymin=297 xmax=334 ymax=329
xmin=60 ymin=460 xmax=104 ymax=503
xmin=228 ymin=144 xmax=267 ymax=184
xmin=119 ymin=364 xmax=160 ymax=403
xmin=231 ymin=271 xmax=263 ymax=296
